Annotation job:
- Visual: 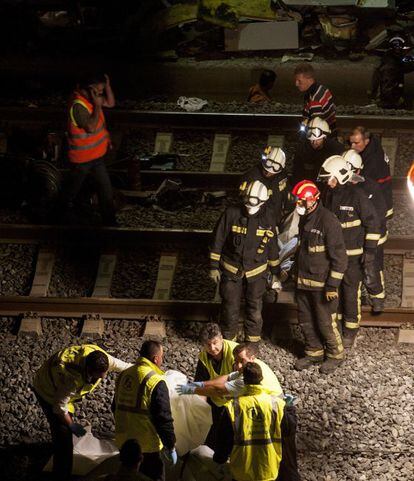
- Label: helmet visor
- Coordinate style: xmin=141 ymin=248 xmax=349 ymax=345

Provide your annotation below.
xmin=307 ymin=126 xmax=326 ymax=140
xmin=262 ymin=155 xmax=282 ymax=173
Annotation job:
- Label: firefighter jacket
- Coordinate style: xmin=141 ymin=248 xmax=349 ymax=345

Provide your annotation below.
xmin=292 ymin=137 xmax=345 ymax=184
xmin=215 ymin=384 xmax=285 ymax=481
xmin=356 ymin=177 xmax=388 ymax=245
xmin=198 ymin=339 xmax=238 ymax=406
xmin=324 ymin=184 xmax=380 ymax=261
xmin=67 ymin=91 xmax=109 ymax=163
xmin=239 ymin=164 xmax=288 ymax=226
xmin=360 ymin=135 xmax=393 ymax=218
xmin=295 ymin=203 xmax=348 ymax=291
xmin=114 ymin=357 xmax=175 ymax=453
xmin=33 ymin=344 xmax=111 ymax=414
xmin=210 ymin=204 xmax=280 ymax=282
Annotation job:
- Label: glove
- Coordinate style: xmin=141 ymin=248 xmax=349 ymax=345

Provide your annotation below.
xmin=284 ymin=393 xmax=298 ymax=407
xmin=271 ymin=275 xmax=282 ymax=293
xmin=325 ymin=288 xmax=338 ymax=302
xmin=279 ymin=269 xmax=289 ymax=283
xmin=209 ymin=269 xmax=221 ymax=284
xmin=175 ymin=381 xmax=204 ymax=395
xmin=160 ymin=447 xmax=178 ymax=465
xmin=70 ymin=423 xmax=87 ymax=437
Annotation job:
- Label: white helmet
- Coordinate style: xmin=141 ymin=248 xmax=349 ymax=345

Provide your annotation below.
xmin=343 ymin=149 xmax=363 ymax=171
xmin=306 ymin=117 xmax=330 ymax=141
xmin=318 ymin=155 xmax=353 ymax=185
xmin=244 ymin=180 xmax=269 ymax=215
xmin=261 ymin=146 xmax=286 ymax=174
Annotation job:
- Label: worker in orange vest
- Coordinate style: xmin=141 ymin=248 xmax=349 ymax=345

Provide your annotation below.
xmin=62 ymin=73 xmax=116 ymax=225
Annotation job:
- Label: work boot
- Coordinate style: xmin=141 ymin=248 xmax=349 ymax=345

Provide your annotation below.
xmin=320 ymin=358 xmax=343 ymax=374
xmin=294 ymin=356 xmax=323 ymax=371
xmin=371 ymin=298 xmax=384 ymax=315
xmin=342 ymin=329 xmax=358 ymax=349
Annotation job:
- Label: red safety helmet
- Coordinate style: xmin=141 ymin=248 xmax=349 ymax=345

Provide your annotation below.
xmin=292 ymin=180 xmax=320 ymax=202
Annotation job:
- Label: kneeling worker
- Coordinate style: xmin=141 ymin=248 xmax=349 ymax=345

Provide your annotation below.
xmin=33 ymin=344 xmax=132 ymax=481
xmin=209 ymin=180 xmax=281 ymax=342
xmin=213 ymin=362 xmax=285 ymax=481
xmin=114 ymin=341 xmax=177 ymax=481
xmin=292 ymin=180 xmax=348 ymax=374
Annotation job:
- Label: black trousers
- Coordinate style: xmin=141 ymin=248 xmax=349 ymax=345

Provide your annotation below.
xmin=364 ymin=245 xmax=385 ymax=301
xmin=35 ymin=391 xmax=73 ymax=481
xmin=339 ymin=261 xmax=363 ymax=334
xmin=140 ymin=451 xmax=165 ymax=481
xmin=277 ymin=405 xmax=301 ymax=481
xmin=296 ymin=289 xmax=344 ymax=359
xmin=62 ymin=156 xmax=116 ymax=225
xmin=220 ymin=275 xmax=267 ymax=342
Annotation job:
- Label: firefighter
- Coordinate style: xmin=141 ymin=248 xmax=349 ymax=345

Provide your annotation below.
xmin=114 ymin=340 xmax=177 ymax=481
xmin=344 ymin=149 xmax=387 ymax=313
xmin=292 ymin=180 xmax=347 ymax=374
xmin=239 ymin=146 xmax=289 ymax=227
xmin=349 ymin=126 xmax=393 ymax=221
xmin=213 ymin=362 xmax=285 ymax=481
xmin=293 ymin=117 xmax=345 ymax=184
xmin=33 ymin=344 xmax=132 ymax=481
xmin=209 ymin=180 xmax=281 ymax=342
xmin=318 ymin=156 xmax=380 ymax=348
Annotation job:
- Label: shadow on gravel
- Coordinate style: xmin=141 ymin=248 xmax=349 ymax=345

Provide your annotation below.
xmin=0 ymin=443 xmax=54 ymax=481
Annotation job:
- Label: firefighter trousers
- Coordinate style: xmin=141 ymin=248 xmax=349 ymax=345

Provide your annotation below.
xmin=219 ymin=275 xmax=267 ymax=342
xmin=296 ymin=289 xmax=344 ymax=360
xmin=339 ymin=261 xmax=363 ymax=334
xmin=363 ymin=245 xmax=385 ymax=301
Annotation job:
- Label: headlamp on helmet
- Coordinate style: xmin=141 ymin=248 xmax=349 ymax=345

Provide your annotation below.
xmin=261 ymin=146 xmax=286 ymax=174
xmin=318 ymin=155 xmax=353 ymax=185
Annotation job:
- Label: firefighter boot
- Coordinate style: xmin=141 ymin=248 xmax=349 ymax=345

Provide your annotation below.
xmin=342 ymin=328 xmax=358 ymax=349
xmin=371 ymin=297 xmax=384 ymax=315
xmin=320 ymin=358 xmax=343 ymax=375
xmin=294 ymin=356 xmax=323 ymax=371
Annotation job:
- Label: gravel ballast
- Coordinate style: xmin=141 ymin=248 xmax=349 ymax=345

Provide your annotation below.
xmin=0 ymin=320 xmax=412 ymax=481
xmin=0 ymin=244 xmax=37 ymax=296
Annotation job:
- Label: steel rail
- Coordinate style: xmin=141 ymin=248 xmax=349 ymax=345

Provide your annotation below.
xmin=0 ymin=224 xmax=413 ymax=253
xmin=2 ymin=107 xmax=414 ymax=130
xmin=0 ymin=295 xmax=412 ymax=327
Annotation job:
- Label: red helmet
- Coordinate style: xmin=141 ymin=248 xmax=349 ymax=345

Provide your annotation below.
xmin=292 ymin=180 xmax=320 ymax=202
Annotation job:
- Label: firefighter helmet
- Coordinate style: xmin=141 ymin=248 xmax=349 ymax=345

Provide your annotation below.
xmin=244 ymin=180 xmax=269 ymax=206
xmin=318 ymin=155 xmax=353 ymax=185
xmin=306 ymin=117 xmax=330 ymax=141
xmin=292 ymin=180 xmax=320 ymax=202
xmin=261 ymin=146 xmax=286 ymax=174
xmin=343 ymin=149 xmax=363 ymax=171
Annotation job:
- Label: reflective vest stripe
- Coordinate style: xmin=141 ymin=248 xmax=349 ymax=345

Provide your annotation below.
xmin=70 ymin=124 xmax=106 ymax=139
xmin=308 ymin=245 xmax=326 ymax=253
xmin=346 ymin=248 xmax=363 ymax=256
xmin=68 ymin=134 xmax=109 ymax=151
xmin=341 ymin=219 xmax=361 ymax=228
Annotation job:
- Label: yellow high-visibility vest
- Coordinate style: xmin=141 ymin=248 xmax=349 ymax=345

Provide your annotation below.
xmin=114 ymin=357 xmax=165 ymax=453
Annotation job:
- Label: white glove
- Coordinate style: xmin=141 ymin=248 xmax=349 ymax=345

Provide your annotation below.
xmin=209 ymin=269 xmax=221 ymax=284
xmin=271 ymin=275 xmax=282 ymax=293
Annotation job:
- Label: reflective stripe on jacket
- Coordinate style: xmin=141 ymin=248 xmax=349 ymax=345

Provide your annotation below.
xmin=199 ymin=339 xmax=238 ymax=406
xmin=114 ymin=357 xmax=164 ymax=453
xmin=296 ymin=203 xmax=348 ymax=291
xmin=67 ymin=92 xmax=109 ymax=163
xmin=226 ymin=384 xmax=285 ymax=481
xmin=210 ymin=205 xmax=280 ymax=282
xmin=33 ymin=344 xmax=107 ymax=413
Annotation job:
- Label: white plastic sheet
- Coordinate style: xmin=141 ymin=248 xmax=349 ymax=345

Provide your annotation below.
xmin=177 ymin=96 xmax=208 ymax=112
xmin=164 ymin=370 xmax=213 ymax=456
xmin=181 ymin=445 xmax=230 ymax=481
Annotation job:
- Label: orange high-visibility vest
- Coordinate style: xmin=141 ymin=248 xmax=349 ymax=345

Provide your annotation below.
xmin=67 ymin=92 xmax=109 ymax=163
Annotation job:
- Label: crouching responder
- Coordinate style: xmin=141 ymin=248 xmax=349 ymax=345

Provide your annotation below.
xmin=239 ymin=146 xmax=289 ymax=227
xmin=292 ymin=180 xmax=348 ymax=374
xmin=247 ymin=69 xmax=277 ymax=103
xmin=213 ymin=362 xmax=285 ymax=481
xmin=292 ymin=117 xmax=345 ymax=184
xmin=33 ymin=344 xmax=132 ymax=481
xmin=344 ymin=149 xmax=387 ymax=313
xmin=318 ymin=156 xmax=380 ymax=348
xmin=209 ymin=180 xmax=281 ymax=342
xmin=114 ymin=340 xmax=177 ymax=481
